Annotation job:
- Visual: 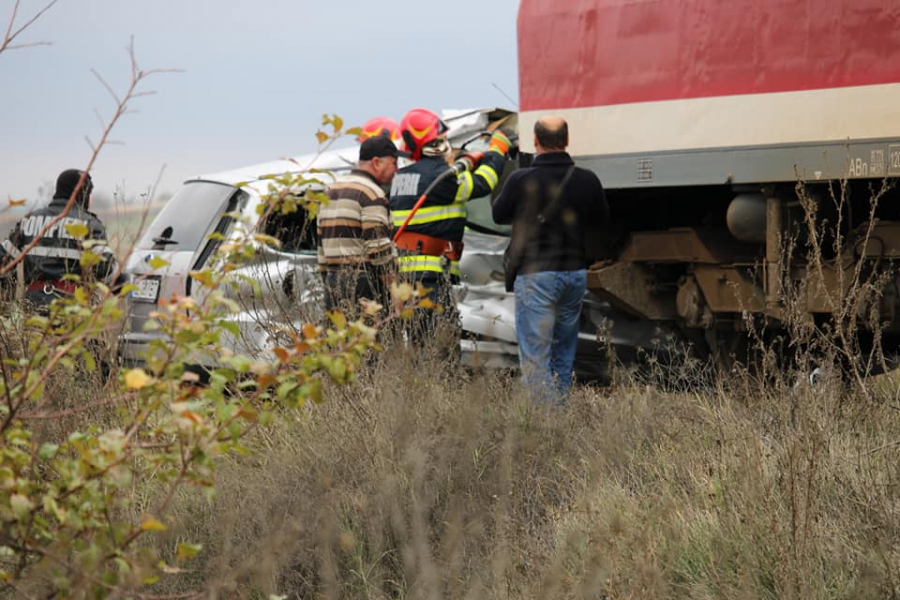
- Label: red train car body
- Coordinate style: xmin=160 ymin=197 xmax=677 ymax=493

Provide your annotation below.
xmin=516 ymin=0 xmax=900 ymax=372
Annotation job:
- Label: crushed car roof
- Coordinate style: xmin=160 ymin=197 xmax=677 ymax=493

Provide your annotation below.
xmin=193 ymin=107 xmax=516 ymax=188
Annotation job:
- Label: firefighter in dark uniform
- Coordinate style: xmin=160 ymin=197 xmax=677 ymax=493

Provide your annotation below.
xmin=389 ymin=108 xmax=512 ymax=344
xmin=0 ymin=169 xmax=117 ymax=308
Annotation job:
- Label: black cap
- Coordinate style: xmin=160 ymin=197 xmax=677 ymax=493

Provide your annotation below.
xmin=359 ymin=135 xmax=409 ymax=161
xmin=54 ymin=169 xmax=93 ymax=203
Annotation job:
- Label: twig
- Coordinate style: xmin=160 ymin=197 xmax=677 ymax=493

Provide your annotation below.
xmin=0 ymin=0 xmax=58 ymax=55
xmin=0 ymin=41 xmax=178 ymax=278
xmin=864 ymin=441 xmax=900 ymax=456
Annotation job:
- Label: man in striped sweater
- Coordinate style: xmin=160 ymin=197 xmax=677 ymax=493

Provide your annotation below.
xmin=317 ymin=135 xmax=402 ymax=317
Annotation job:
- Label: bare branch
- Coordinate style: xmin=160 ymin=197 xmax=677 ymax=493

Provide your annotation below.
xmin=91 ymin=68 xmax=122 ymax=105
xmin=2 ymin=40 xmax=51 ymax=51
xmin=2 ymin=0 xmax=20 ymax=43
xmin=0 ymin=44 xmax=176 ymax=278
xmin=92 ymin=107 xmax=107 ymax=131
xmin=0 ymin=0 xmax=59 ymax=56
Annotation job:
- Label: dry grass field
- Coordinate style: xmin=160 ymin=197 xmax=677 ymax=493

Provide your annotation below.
xmin=35 ymin=343 xmax=895 ymax=599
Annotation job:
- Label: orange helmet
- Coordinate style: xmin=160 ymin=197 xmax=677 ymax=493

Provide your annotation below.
xmin=358 ymin=116 xmax=400 ymax=142
xmin=399 ymin=108 xmax=448 ymax=161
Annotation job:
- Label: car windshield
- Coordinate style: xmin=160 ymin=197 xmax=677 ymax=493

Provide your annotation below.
xmin=136 ymin=181 xmax=238 ymax=251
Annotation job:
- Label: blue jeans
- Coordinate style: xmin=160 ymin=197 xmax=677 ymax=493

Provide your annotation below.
xmin=514 ymin=269 xmax=587 ymax=402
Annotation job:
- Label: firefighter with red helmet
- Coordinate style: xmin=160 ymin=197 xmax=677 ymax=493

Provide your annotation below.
xmin=389 ymin=107 xmax=512 ymax=343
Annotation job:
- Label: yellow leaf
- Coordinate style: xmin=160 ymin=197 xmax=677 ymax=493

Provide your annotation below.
xmin=65 ymin=222 xmax=89 ymax=239
xmin=79 ymin=250 xmax=101 ymax=268
xmin=328 ymin=311 xmax=347 ymax=330
xmin=141 ymin=516 xmax=167 ymax=532
xmin=190 ymin=270 xmax=214 ymax=287
xmin=43 ymin=496 xmax=66 ymax=523
xmin=332 ymin=115 xmax=343 ymax=131
xmin=391 ymin=282 xmax=414 ymax=303
xmin=302 ymin=323 xmax=319 ymax=340
xmin=308 ymin=378 xmax=323 ymax=404
xmin=360 ymin=298 xmax=382 ymax=316
xmin=148 ymin=256 xmax=170 ymax=270
xmin=273 ymin=347 xmax=289 ymax=362
xmin=124 ymin=368 xmax=151 ymax=390
xmin=253 ymin=233 xmax=281 ymax=248
xmin=315 ymin=131 xmax=329 ymax=144
xmin=175 ymin=543 xmax=202 ymax=562
xmin=10 ymin=494 xmax=32 ymax=520
xmin=418 ymin=298 xmax=436 ymax=310
xmin=7 ymin=198 xmax=26 ymax=207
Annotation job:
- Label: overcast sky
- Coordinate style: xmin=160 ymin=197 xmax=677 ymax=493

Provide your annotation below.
xmin=1 ymin=0 xmax=520 ymax=203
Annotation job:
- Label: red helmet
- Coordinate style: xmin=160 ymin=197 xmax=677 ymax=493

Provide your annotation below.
xmin=399 ymin=108 xmax=448 ymax=161
xmin=358 ymin=116 xmax=400 ymax=142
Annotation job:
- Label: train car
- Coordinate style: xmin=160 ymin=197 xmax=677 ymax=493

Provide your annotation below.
xmin=517 ymin=0 xmax=900 ymax=369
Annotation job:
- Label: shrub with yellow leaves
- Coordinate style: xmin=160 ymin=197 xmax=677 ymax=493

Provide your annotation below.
xmin=0 ymin=117 xmax=398 ymax=597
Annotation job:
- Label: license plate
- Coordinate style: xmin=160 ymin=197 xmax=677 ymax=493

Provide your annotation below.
xmin=132 ymin=278 xmax=160 ymax=302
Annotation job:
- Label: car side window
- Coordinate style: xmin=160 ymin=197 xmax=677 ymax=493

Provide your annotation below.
xmin=192 ymin=189 xmax=249 ymax=270
xmin=260 ymin=207 xmax=317 ymax=253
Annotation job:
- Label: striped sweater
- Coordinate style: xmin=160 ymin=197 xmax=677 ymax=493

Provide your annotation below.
xmin=317 ymin=169 xmax=396 ymax=272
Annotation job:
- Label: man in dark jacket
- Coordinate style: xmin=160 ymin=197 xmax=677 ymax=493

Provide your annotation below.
xmin=0 ymin=169 xmax=117 ymax=308
xmin=492 ymin=116 xmax=609 ymax=401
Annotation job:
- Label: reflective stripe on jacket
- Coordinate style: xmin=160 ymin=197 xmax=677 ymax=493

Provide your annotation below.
xmin=0 ymin=198 xmax=116 ymax=285
xmin=397 ymin=254 xmax=461 ymax=278
xmin=389 ymin=153 xmax=505 ymax=243
xmin=389 ymin=152 xmax=505 ymax=279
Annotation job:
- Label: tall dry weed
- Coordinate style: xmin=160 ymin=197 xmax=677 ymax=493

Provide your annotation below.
xmin=136 ymin=339 xmax=900 ymax=600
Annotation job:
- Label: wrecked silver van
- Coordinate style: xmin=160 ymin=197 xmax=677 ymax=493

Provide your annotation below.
xmin=119 ymin=108 xmax=523 ymax=368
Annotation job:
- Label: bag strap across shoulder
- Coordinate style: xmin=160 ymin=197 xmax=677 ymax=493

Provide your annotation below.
xmin=537 ymin=165 xmax=576 ymax=224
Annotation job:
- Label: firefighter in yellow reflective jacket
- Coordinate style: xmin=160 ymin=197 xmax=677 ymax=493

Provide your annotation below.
xmin=389 ymin=108 xmax=511 ymax=342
